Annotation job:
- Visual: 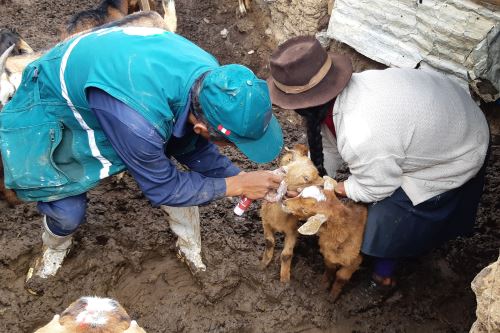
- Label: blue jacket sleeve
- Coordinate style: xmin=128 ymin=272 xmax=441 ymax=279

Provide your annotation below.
xmin=173 ymin=138 xmax=240 ymax=178
xmin=87 ymin=88 xmax=227 ymax=207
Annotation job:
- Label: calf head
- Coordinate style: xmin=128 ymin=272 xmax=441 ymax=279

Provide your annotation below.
xmin=34 ymin=297 xmax=146 ymax=333
xmin=283 ymin=176 xmax=344 ymax=235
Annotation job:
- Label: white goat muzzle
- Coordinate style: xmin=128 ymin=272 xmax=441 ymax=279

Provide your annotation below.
xmin=0 ymin=44 xmax=16 ymax=108
xmin=0 ymin=71 xmax=19 ymax=107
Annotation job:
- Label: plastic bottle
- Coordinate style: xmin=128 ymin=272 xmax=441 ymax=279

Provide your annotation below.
xmin=234 ymin=196 xmax=253 ymax=216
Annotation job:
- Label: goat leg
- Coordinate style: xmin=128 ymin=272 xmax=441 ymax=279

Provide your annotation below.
xmin=321 ymin=262 xmax=338 ymax=290
xmin=0 ymin=157 xmax=21 ymax=207
xmin=244 ymin=0 xmax=252 ymax=12
xmin=3 ymin=189 xmax=21 ymax=206
xmin=260 ymin=223 xmax=275 ymax=269
xmin=279 ymin=229 xmax=297 ymax=283
xmin=330 ymin=255 xmax=363 ymax=301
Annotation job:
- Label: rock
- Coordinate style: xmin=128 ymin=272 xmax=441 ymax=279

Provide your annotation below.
xmin=220 ymin=28 xmax=228 ymax=39
xmin=236 ymin=19 xmax=255 ymax=33
xmin=247 ymin=50 xmax=255 ymax=55
xmin=315 ymin=30 xmax=330 ymax=48
xmin=203 ymin=18 xmax=210 ymax=24
xmin=267 ymin=0 xmax=330 ymax=43
xmin=470 ymin=256 xmax=500 ymax=333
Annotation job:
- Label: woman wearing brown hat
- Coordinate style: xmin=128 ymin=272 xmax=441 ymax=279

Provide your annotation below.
xmin=268 ymin=36 xmax=490 ymax=301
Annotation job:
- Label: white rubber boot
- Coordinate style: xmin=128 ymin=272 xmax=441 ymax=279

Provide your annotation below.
xmin=160 ymin=205 xmax=206 ymax=274
xmin=26 ymin=217 xmax=72 ymax=282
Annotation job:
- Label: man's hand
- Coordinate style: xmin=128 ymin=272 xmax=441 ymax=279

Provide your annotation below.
xmin=334 ymin=181 xmax=347 ymax=197
xmin=226 ymin=171 xmax=283 ymax=200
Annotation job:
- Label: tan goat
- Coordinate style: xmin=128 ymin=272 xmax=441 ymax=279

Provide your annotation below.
xmin=282 ymin=177 xmax=367 ymax=300
xmin=259 ymin=144 xmax=324 ymax=283
xmin=34 ymin=296 xmax=146 ymax=333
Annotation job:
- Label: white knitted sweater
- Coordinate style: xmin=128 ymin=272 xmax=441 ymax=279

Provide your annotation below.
xmin=322 ymin=68 xmax=489 ymax=205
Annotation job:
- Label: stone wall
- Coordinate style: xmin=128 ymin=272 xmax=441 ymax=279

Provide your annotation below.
xmin=266 ymin=0 xmax=330 ymax=43
xmin=470 ymin=255 xmax=500 ymax=333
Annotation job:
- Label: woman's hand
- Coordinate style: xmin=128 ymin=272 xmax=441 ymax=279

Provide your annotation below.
xmin=225 ymin=171 xmax=283 ymax=200
xmin=334 ymin=181 xmax=347 ymax=197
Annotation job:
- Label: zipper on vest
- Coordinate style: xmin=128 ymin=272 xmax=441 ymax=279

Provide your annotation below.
xmin=32 ymin=67 xmax=39 ymax=81
xmin=50 ymin=128 xmax=55 ymax=142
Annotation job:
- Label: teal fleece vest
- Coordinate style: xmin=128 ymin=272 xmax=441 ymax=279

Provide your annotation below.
xmin=0 ymin=27 xmax=219 ymax=202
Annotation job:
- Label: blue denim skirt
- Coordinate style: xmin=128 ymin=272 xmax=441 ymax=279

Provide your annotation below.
xmin=361 ymin=155 xmax=489 ymax=258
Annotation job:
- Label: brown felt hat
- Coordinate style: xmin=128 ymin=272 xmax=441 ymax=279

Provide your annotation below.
xmin=267 ymin=36 xmax=353 ymax=110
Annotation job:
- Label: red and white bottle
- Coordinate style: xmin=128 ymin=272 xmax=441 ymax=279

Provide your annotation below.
xmin=234 ymin=196 xmax=253 ymax=216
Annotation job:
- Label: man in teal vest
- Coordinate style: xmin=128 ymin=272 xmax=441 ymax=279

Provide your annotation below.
xmin=0 ymin=26 xmax=283 ymax=289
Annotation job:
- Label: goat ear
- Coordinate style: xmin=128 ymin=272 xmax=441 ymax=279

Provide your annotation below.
xmin=322 ymin=176 xmax=337 ymax=192
xmin=293 ymin=144 xmax=309 ymax=157
xmin=124 ymin=320 xmax=147 ymax=333
xmin=33 ymin=315 xmax=66 ymax=333
xmin=298 ymin=214 xmax=328 ymax=235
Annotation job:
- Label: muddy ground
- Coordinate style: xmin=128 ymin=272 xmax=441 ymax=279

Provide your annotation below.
xmin=1 ymin=0 xmax=499 ymax=332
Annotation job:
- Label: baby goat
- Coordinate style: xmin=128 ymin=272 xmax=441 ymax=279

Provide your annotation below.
xmin=34 ymin=296 xmax=146 ymax=333
xmin=283 ymin=177 xmax=367 ymax=300
xmin=63 ymin=0 xmax=176 ymax=38
xmin=259 ymin=144 xmax=324 ymax=282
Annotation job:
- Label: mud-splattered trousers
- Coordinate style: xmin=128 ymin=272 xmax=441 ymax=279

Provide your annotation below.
xmin=39 ymin=88 xmax=239 ymax=246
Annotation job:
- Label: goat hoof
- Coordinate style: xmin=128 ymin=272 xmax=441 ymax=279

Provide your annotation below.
xmin=328 ymin=288 xmax=343 ymax=302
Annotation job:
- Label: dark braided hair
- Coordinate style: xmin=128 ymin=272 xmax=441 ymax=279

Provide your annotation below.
xmin=294 ymin=101 xmax=333 ymax=177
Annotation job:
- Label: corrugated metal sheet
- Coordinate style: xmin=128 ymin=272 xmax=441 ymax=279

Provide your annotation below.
xmin=327 ymin=0 xmax=500 ymax=101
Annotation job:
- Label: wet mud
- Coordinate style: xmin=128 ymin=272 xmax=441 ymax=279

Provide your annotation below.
xmin=1 ymin=0 xmax=499 ymax=332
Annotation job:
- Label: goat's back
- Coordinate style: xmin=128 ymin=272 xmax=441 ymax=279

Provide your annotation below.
xmin=317 ymin=201 xmax=367 ymax=266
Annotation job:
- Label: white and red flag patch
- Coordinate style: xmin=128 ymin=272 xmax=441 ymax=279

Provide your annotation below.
xmin=217 ymin=125 xmax=231 ymax=136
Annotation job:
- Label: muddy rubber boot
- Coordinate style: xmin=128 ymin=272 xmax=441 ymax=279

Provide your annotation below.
xmin=25 ymin=217 xmax=72 ymax=295
xmin=161 ymin=206 xmax=207 ymax=275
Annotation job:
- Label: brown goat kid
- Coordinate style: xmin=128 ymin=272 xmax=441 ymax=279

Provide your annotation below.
xmin=259 ymin=144 xmax=324 ymax=283
xmin=283 ymin=177 xmax=367 ymax=300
